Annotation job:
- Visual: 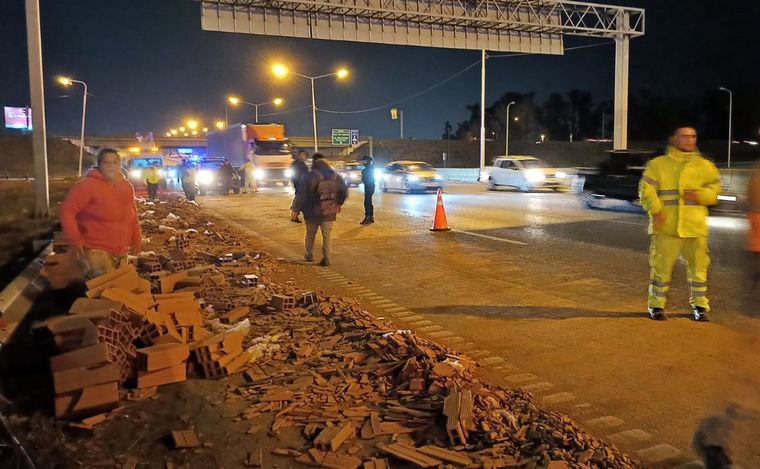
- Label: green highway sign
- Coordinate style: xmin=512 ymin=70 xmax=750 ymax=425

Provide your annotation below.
xmin=332 ymin=128 xmax=351 ymax=146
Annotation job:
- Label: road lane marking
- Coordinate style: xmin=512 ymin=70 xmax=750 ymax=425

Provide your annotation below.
xmin=453 ymin=229 xmax=528 ymax=246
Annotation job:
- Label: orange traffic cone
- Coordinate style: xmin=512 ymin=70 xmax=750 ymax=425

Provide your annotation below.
xmin=430 ymin=189 xmax=451 ymax=232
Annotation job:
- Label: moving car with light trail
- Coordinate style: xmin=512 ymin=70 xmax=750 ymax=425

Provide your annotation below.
xmin=379 ymin=160 xmax=445 ymax=193
xmin=338 ymin=161 xmax=365 ymax=187
xmin=195 ymin=158 xmax=240 ymax=196
xmin=484 ymin=156 xmax=568 ymax=192
xmin=206 ymin=123 xmax=293 ymax=185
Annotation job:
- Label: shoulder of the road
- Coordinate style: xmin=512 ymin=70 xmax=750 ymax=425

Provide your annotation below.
xmin=220 ymin=216 xmax=708 ymax=469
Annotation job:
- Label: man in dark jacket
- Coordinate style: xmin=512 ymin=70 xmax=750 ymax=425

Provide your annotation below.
xmin=359 ymin=155 xmax=375 ymax=225
xmin=290 ymin=150 xmax=310 ymax=223
xmin=291 ymin=156 xmax=348 ymax=266
xmin=219 ymin=159 xmax=234 ymax=195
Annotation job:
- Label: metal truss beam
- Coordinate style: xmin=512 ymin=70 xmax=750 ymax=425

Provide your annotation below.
xmin=202 ymin=0 xmax=644 ymax=38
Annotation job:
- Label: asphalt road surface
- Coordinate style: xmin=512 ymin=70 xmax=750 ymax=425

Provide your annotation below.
xmin=200 ymin=182 xmax=760 ymax=467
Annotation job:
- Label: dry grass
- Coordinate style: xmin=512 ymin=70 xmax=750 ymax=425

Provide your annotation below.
xmin=0 ymin=179 xmax=75 ymax=275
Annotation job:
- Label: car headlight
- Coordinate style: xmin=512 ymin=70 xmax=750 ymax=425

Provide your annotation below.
xmin=196 ymin=170 xmax=214 ymax=185
xmin=375 ymin=169 xmax=385 ymax=181
xmin=555 ymin=171 xmax=567 ymax=179
xmin=407 ymin=175 xmax=419 ymax=182
xmin=284 ymin=168 xmax=294 ymax=178
xmin=479 ymin=171 xmax=489 ymax=182
xmin=435 ymin=174 xmax=445 ymax=181
xmin=130 ymin=169 xmax=141 ymax=179
xmin=525 ymin=169 xmax=546 ymax=183
xmin=254 ymin=169 xmax=266 ymax=180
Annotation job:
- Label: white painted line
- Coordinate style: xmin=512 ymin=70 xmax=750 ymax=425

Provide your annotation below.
xmin=453 ymin=229 xmax=528 ymax=246
xmin=384 ymin=306 xmax=406 ymax=313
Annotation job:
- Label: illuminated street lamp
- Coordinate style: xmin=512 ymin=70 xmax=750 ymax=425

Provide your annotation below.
xmin=505 ymin=101 xmax=515 ymax=156
xmin=165 ymin=132 xmax=171 ymax=137
xmin=179 ymin=126 xmax=186 ymax=132
xmin=215 ymin=120 xmax=225 ymax=130
xmin=170 ymin=129 xmax=178 ymax=135
xmin=186 ymin=119 xmax=199 ymax=131
xmin=57 ymin=76 xmax=88 ymax=176
xmin=271 ymin=63 xmax=349 ymax=152
xmin=227 ymin=96 xmax=284 ymax=124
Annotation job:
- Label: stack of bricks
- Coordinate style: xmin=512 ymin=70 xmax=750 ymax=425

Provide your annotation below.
xmin=190 ymin=329 xmax=251 ymax=379
xmin=41 ymin=298 xmax=127 ymax=418
xmin=135 ymin=343 xmax=189 ymax=388
xmin=41 ymin=232 xmax=84 ymax=290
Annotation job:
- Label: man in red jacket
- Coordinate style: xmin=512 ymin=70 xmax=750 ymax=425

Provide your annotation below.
xmin=60 ymin=148 xmax=142 ymax=279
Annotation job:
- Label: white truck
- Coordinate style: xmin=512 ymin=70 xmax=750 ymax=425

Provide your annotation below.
xmin=206 ymin=123 xmax=293 ymax=184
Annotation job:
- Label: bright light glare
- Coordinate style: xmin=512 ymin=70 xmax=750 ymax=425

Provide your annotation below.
xmin=202 ymin=127 xmax=208 ymax=132
xmin=187 ymin=120 xmax=199 ymax=130
xmin=128 ymin=147 xmax=140 ymax=153
xmin=374 ymin=169 xmax=384 ymax=181
xmin=284 ymin=168 xmax=294 ymax=178
xmin=191 ymin=130 xmax=198 ymax=135
xmin=179 ymin=127 xmax=186 ymax=132
xmin=254 ymin=169 xmax=266 ymax=180
xmin=196 ymin=170 xmax=214 ymax=185
xmin=336 ymin=68 xmax=349 ymax=79
xmin=273 ymin=98 xmax=283 ymax=106
xmin=555 ymin=171 xmax=568 ymax=179
xmin=215 ymin=121 xmax=225 ymax=130
xmin=407 ymin=175 xmax=419 ymax=182
xmin=130 ymin=169 xmax=141 ymax=178
xmin=170 ymin=129 xmax=178 ymax=135
xmin=165 ymin=132 xmax=172 ymax=137
xmin=525 ymin=169 xmax=545 ymax=183
xmin=228 ymin=96 xmax=240 ymax=105
xmin=58 ymin=76 xmax=72 ymax=86
xmin=157 ymin=169 xmax=164 ymax=177
xmin=480 ymin=171 xmax=490 ymax=182
xmin=272 ymin=63 xmax=289 ymax=78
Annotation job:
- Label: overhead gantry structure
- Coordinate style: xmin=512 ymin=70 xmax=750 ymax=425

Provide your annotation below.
xmin=200 ymin=0 xmax=645 ymax=150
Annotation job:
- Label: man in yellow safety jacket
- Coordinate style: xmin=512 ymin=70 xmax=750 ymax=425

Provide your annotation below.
xmin=144 ymin=164 xmax=161 ymax=201
xmin=240 ymin=158 xmax=258 ymax=194
xmin=639 ymin=127 xmax=721 ymax=322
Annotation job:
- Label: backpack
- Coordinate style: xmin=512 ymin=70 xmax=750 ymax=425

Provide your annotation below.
xmin=316 ymin=173 xmax=345 ymax=218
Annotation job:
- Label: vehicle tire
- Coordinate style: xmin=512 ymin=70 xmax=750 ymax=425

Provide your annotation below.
xmin=518 ymin=183 xmax=531 ymax=193
xmin=403 ymin=183 xmax=413 ymax=194
xmin=579 ymin=191 xmax=598 ymax=209
xmin=487 ymin=178 xmax=497 ymax=191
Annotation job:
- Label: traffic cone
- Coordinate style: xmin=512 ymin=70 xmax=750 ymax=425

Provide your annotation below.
xmin=430 ymin=189 xmax=451 ymax=232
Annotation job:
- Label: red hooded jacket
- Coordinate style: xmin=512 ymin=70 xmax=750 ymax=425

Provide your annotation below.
xmin=60 ymin=169 xmax=142 ymax=255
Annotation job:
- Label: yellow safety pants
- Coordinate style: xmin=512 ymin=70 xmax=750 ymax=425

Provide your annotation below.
xmin=648 ymin=234 xmax=710 ymax=310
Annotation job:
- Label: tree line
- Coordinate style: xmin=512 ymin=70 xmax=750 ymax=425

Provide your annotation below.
xmin=446 ymin=87 xmax=760 ymax=143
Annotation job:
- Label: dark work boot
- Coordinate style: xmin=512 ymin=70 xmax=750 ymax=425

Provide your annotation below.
xmin=648 ymin=307 xmax=667 ymax=321
xmin=692 ymin=306 xmax=710 ymax=322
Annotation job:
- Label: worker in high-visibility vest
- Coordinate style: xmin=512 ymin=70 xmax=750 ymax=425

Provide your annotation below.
xmin=144 ymin=163 xmax=161 ymax=201
xmin=746 ymin=161 xmax=760 ymax=316
xmin=639 ymin=127 xmax=721 ymax=322
xmin=240 ymin=158 xmax=258 ymax=194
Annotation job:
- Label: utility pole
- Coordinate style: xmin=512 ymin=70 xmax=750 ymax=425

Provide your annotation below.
xmin=25 ymin=0 xmax=49 ymax=218
xmin=479 ymin=50 xmax=486 ymax=179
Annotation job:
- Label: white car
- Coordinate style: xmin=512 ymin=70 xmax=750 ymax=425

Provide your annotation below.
xmin=379 ymin=161 xmax=445 ymax=193
xmin=484 ymin=156 xmax=569 ymax=192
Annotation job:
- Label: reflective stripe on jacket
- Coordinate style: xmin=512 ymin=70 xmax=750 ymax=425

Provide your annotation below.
xmin=639 ymin=146 xmax=721 ymax=238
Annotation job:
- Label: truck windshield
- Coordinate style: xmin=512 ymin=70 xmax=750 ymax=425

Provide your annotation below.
xmin=130 ymin=158 xmax=162 ymax=168
xmin=253 ymin=141 xmax=290 ymax=155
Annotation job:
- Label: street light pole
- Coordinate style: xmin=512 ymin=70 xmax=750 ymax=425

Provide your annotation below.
xmin=310 ymin=77 xmax=318 ymax=152
xmin=505 ymin=101 xmax=515 ymax=156
xmin=399 ymin=110 xmax=404 ymax=139
xmin=59 ymin=77 xmax=88 ymax=177
xmin=719 ymin=86 xmax=733 ymax=168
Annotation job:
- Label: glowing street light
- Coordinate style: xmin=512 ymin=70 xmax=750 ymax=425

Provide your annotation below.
xmin=165 ymin=132 xmax=172 ymax=137
xmin=170 ymin=129 xmax=178 ymax=135
xmin=57 ymin=75 xmax=88 ymax=176
xmin=271 ymin=63 xmax=350 ymax=151
xmin=215 ymin=120 xmax=225 ymax=130
xmin=202 ymin=127 xmax=208 ymax=132
xmin=179 ymin=126 xmax=186 ymax=132
xmin=227 ymin=96 xmax=284 ymax=123
xmin=186 ymin=119 xmax=199 ymax=130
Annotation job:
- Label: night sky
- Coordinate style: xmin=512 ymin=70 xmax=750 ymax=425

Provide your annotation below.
xmin=2 ymin=0 xmax=759 ymax=139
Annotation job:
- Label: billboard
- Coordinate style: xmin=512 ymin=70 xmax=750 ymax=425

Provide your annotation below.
xmin=4 ymin=106 xmax=32 ymax=130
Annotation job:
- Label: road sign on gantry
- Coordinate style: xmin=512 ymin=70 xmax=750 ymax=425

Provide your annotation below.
xmin=332 ymin=129 xmax=351 ymax=146
xmin=350 ymin=130 xmax=359 ymax=145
